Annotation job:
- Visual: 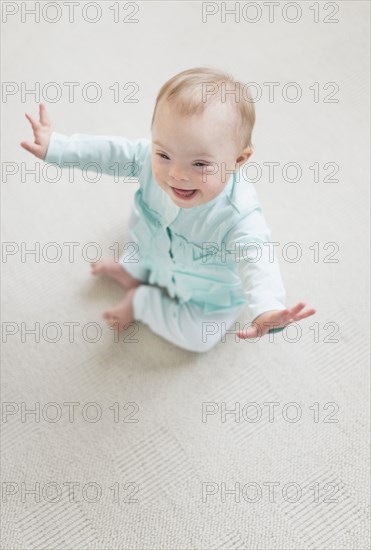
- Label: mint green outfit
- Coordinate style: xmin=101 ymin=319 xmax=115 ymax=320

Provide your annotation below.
xmin=45 ymin=132 xmax=287 ymax=352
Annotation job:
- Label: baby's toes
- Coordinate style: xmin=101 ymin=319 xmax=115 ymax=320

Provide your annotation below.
xmin=91 ymin=262 xmax=98 ymax=274
xmin=107 ymin=319 xmax=122 ymax=331
xmin=102 ymin=310 xmax=118 ymax=326
xmin=91 ymin=261 xmax=104 ymax=275
xmin=103 ymin=314 xmax=115 ymax=328
xmin=102 ymin=310 xmax=113 ymax=320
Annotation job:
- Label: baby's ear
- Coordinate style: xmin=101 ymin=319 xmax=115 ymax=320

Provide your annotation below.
xmin=236 ymin=147 xmax=253 ymax=166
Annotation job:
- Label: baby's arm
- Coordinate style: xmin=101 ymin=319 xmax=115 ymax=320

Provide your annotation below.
xmin=224 ymin=206 xmax=287 ymax=333
xmin=224 ymin=206 xmax=316 ymax=338
xmin=21 ymin=102 xmax=147 ymax=179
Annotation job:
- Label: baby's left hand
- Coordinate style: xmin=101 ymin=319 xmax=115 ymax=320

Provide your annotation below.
xmin=236 ymin=302 xmax=316 ymax=339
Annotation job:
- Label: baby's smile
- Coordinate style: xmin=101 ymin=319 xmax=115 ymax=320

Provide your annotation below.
xmin=170 ymin=186 xmax=198 ymax=201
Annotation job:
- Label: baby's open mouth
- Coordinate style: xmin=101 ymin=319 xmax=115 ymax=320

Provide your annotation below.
xmin=171 ymin=187 xmax=198 ymax=199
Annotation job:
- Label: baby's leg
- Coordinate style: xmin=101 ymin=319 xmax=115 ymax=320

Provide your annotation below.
xmin=92 ymin=207 xmax=150 ymax=289
xmin=102 ymin=286 xmax=137 ymax=331
xmin=132 ymin=285 xmax=246 ymax=353
xmin=91 ymin=258 xmax=142 ymax=289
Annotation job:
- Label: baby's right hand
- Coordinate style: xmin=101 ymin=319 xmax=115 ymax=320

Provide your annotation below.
xmin=20 ymin=102 xmax=53 ymax=160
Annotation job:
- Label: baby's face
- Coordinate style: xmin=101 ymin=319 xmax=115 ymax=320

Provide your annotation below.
xmin=151 ymin=100 xmax=250 ymax=209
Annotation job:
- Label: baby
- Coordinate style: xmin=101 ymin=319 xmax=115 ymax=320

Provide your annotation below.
xmin=21 ymin=67 xmax=316 ymax=353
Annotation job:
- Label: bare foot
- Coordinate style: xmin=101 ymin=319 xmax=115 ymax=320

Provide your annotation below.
xmin=102 ymin=287 xmax=137 ymax=331
xmin=91 ymin=258 xmax=141 ymax=289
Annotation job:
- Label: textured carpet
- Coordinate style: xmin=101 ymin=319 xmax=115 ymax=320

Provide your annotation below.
xmin=1 ymin=1 xmax=370 ymax=549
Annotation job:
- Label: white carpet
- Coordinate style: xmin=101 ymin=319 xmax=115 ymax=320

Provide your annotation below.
xmin=1 ymin=1 xmax=370 ymax=549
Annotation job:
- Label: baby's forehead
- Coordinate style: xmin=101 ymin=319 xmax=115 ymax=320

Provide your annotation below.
xmin=157 ymin=100 xmax=237 ymax=133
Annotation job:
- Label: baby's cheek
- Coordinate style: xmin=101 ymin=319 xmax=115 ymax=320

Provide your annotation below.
xmin=199 ymin=177 xmax=218 ymax=194
xmin=152 ymin=164 xmax=161 ymax=184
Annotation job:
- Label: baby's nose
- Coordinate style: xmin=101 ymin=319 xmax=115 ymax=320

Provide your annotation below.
xmin=169 ymin=169 xmax=188 ymax=181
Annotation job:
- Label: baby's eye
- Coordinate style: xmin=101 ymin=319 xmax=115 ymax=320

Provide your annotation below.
xmin=194 ymin=162 xmax=207 ymax=167
xmin=157 ymin=153 xmax=169 ymax=160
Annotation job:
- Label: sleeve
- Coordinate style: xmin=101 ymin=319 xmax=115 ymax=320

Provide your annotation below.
xmin=44 ymin=131 xmax=149 ymax=180
xmin=224 ymin=206 xmax=287 ymax=334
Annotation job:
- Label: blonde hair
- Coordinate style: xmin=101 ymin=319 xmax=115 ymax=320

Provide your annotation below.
xmin=150 ymin=67 xmax=256 ymax=153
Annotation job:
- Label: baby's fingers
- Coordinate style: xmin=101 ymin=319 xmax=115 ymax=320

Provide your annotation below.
xmin=39 ymin=102 xmax=52 ymax=126
xmin=292 ymin=308 xmax=317 ymax=322
xmin=25 ymin=112 xmax=41 ymax=133
xmin=20 ymin=141 xmax=44 ymax=159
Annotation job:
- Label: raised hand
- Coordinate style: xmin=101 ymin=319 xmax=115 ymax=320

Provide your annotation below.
xmin=236 ymin=302 xmax=317 ymax=339
xmin=20 ymin=102 xmax=53 ymax=160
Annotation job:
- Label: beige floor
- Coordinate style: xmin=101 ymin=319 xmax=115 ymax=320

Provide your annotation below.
xmin=1 ymin=2 xmax=370 ymax=549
